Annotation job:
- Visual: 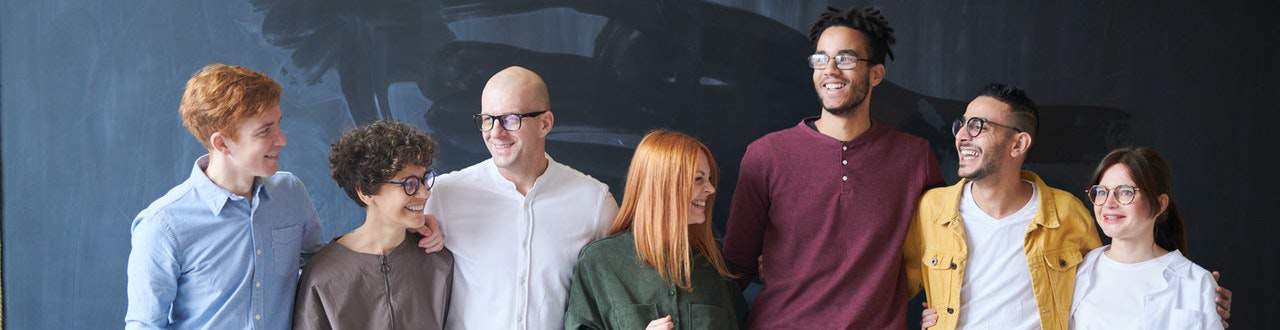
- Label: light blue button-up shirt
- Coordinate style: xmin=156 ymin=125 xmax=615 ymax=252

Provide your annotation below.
xmin=126 ymin=155 xmax=324 ymax=329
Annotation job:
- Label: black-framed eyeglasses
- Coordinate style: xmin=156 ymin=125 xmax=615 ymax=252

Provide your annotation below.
xmin=808 ymin=53 xmax=870 ymax=70
xmin=951 ymin=117 xmax=1025 ymax=138
xmin=382 ymin=170 xmax=436 ymax=196
xmin=472 ymin=111 xmax=549 ymax=132
xmin=1086 ymin=184 xmax=1141 ymax=206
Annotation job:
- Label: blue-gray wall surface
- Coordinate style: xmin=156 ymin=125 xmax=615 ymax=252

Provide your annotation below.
xmin=3 ymin=0 xmax=1277 ymax=328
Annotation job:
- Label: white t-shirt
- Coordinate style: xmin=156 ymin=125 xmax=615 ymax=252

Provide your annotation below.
xmin=1071 ymin=250 xmax=1171 ymax=329
xmin=955 ymin=181 xmax=1041 ymax=330
xmin=426 ymin=157 xmax=619 ymax=330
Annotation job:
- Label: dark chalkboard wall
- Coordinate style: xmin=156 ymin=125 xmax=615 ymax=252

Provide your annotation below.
xmin=3 ymin=0 xmax=1276 ymax=328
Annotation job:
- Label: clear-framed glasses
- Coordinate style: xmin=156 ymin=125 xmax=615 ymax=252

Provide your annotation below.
xmin=1086 ymin=184 xmax=1141 ymax=206
xmin=807 ymin=53 xmax=869 ymax=70
xmin=472 ymin=111 xmax=549 ymax=131
xmin=382 ymin=170 xmax=436 ymax=196
xmin=951 ymin=116 xmax=1025 ymax=138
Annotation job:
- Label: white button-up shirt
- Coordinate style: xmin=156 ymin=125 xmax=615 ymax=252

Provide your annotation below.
xmin=1070 ymin=246 xmax=1223 ymax=330
xmin=428 ymin=157 xmax=618 ymax=330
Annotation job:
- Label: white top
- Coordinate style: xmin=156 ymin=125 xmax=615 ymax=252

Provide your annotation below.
xmin=426 ymin=156 xmax=618 ymax=330
xmin=1071 ymin=246 xmax=1222 ymax=330
xmin=956 ymin=181 xmax=1041 ymax=330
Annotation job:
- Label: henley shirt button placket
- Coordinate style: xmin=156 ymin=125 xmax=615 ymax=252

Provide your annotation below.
xmin=841 ymin=145 xmax=850 ymax=182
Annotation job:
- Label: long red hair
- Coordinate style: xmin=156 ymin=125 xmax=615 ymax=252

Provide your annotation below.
xmin=607 ymin=129 xmax=735 ymax=290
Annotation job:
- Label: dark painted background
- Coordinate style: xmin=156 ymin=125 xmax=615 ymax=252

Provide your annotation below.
xmin=3 ymin=0 xmax=1276 ymax=328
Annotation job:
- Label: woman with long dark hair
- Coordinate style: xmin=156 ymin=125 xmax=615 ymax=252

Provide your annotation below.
xmin=1069 ymin=147 xmax=1221 ymax=329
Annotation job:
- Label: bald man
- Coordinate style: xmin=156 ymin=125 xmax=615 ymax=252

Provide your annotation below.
xmin=424 ymin=66 xmax=619 ymax=329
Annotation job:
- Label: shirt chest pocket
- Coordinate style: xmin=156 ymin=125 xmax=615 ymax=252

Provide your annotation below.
xmin=1164 ymin=308 xmax=1215 ymax=329
xmin=271 ymin=224 xmax=303 ymax=277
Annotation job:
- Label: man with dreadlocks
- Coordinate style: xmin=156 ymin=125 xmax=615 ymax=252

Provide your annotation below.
xmin=721 ymin=6 xmax=943 ymax=328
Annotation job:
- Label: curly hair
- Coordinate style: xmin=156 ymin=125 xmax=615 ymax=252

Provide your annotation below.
xmin=328 ymin=120 xmax=437 ymax=207
xmin=179 ymin=63 xmax=282 ymax=148
xmin=809 ymin=6 xmax=897 ymax=65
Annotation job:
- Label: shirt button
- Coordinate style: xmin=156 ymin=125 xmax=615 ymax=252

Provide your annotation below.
xmin=255 ymin=281 xmax=261 ymax=288
xmin=841 ymin=176 xmax=848 ymax=181
xmin=946 ymin=308 xmax=955 ymax=314
xmin=668 ymin=289 xmax=675 ymax=296
xmin=256 ymin=249 xmax=263 ymax=255
xmin=842 ymin=160 xmax=848 ymax=165
xmin=255 ymin=314 xmax=262 ymax=320
xmin=842 ymin=146 xmax=848 ymax=151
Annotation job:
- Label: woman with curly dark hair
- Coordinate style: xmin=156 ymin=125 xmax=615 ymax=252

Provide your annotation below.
xmin=292 ymin=120 xmax=453 ymax=329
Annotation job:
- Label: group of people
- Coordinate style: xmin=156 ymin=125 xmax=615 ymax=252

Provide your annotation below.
xmin=125 ymin=5 xmax=1233 ymax=330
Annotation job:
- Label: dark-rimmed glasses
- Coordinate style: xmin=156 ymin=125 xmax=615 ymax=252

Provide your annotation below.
xmin=951 ymin=117 xmax=1024 ymax=138
xmin=1086 ymin=184 xmax=1141 ymax=206
xmin=382 ymin=170 xmax=436 ymax=196
xmin=808 ymin=53 xmax=870 ymax=70
xmin=473 ymin=111 xmax=549 ymax=132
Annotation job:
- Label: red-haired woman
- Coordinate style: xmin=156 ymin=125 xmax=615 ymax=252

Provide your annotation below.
xmin=564 ymin=129 xmax=746 ymax=330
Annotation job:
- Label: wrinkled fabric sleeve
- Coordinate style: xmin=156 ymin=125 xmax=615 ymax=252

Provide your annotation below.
xmin=125 ymin=214 xmax=180 ymax=329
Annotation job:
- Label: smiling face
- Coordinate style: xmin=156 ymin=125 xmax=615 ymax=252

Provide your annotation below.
xmin=956 ymin=96 xmax=1019 ymax=181
xmin=687 ymin=151 xmax=716 ymax=225
xmin=480 ymin=67 xmax=553 ymax=171
xmin=361 ymin=164 xmax=431 ymax=230
xmin=222 ymin=104 xmax=287 ymax=178
xmin=812 ymin=26 xmax=877 ymax=115
xmin=1094 ymin=164 xmax=1159 ymax=242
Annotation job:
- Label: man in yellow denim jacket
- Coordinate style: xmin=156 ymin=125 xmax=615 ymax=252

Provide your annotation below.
xmin=902 ymin=84 xmax=1099 ymax=330
xmin=904 ymin=171 xmax=1101 ymax=330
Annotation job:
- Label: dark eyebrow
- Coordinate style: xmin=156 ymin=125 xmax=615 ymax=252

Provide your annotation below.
xmin=835 ymin=49 xmax=861 ymax=56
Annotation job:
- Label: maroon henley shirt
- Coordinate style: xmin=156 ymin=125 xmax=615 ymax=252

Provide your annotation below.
xmin=723 ymin=119 xmax=942 ymax=329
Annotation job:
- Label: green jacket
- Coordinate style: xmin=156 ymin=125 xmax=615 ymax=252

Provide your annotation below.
xmin=565 ymin=231 xmax=747 ymax=330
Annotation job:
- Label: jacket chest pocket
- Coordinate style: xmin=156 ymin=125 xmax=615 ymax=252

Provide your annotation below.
xmin=1040 ymin=249 xmax=1084 ymax=318
xmin=922 ymin=251 xmax=965 ymax=317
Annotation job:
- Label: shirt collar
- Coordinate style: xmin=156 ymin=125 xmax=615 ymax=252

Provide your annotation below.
xmin=189 ymin=155 xmax=270 ymax=215
xmin=934 ymin=170 xmax=1061 ymax=228
xmin=484 ymin=153 xmax=559 ymax=196
xmin=796 ymin=117 xmax=886 ymax=148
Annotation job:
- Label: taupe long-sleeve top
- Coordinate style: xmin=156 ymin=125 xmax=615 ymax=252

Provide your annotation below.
xmin=293 ymin=233 xmax=453 ymax=330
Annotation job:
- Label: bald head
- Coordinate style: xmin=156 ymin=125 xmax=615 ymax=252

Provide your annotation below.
xmin=481 ymin=66 xmax=550 ymax=112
